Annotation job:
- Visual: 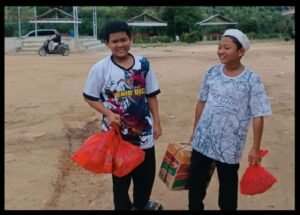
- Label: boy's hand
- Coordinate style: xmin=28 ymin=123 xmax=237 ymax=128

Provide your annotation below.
xmin=189 ymin=133 xmax=194 ymax=144
xmin=153 ymin=122 xmax=162 ymax=140
xmin=248 ymin=147 xmax=261 ymax=165
xmin=106 ymin=111 xmax=121 ymax=125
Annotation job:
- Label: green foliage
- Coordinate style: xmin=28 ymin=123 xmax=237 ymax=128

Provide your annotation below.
xmin=123 ymin=6 xmax=145 ymax=19
xmin=282 ymin=33 xmax=291 ymax=41
xmin=5 ymin=6 xmax=295 ymax=42
xmin=5 ymin=23 xmax=17 ymax=37
xmin=160 ymin=6 xmax=204 ymax=37
xmin=150 ymin=35 xmax=171 ymax=43
xmin=133 ymin=34 xmax=143 ymax=43
xmin=182 ymin=31 xmax=198 ymax=43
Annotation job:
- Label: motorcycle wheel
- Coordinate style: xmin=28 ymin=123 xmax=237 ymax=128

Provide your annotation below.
xmin=38 ymin=47 xmax=47 ymax=56
xmin=62 ymin=48 xmax=70 ymax=56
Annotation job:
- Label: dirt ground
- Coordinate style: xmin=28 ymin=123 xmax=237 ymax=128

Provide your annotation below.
xmin=5 ymin=40 xmax=294 ymax=210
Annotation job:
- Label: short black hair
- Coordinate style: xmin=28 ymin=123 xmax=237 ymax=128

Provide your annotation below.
xmin=103 ymin=21 xmax=131 ymax=42
xmin=223 ymin=35 xmax=243 ymax=50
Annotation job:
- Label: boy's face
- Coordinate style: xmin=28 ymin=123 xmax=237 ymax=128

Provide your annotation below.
xmin=217 ymin=37 xmax=245 ymax=64
xmin=106 ymin=32 xmax=132 ymax=59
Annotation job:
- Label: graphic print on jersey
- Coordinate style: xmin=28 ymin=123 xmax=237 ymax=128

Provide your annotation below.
xmin=102 ymin=57 xmax=152 ymax=146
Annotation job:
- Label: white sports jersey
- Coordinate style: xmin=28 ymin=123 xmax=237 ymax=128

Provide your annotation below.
xmin=192 ymin=64 xmax=272 ymax=164
xmin=83 ymin=54 xmax=160 ymax=149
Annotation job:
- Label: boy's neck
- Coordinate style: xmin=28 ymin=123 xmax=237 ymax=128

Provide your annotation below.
xmin=112 ymin=53 xmax=134 ymax=69
xmin=113 ymin=54 xmax=130 ymax=63
xmin=223 ymin=62 xmax=244 ymax=77
xmin=224 ymin=62 xmax=243 ymax=72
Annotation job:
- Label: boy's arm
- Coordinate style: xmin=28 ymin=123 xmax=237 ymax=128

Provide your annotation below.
xmin=190 ymin=100 xmax=206 ymax=142
xmin=248 ymin=116 xmax=264 ymax=165
xmin=147 ymin=96 xmax=162 ymax=140
xmin=84 ymin=97 xmax=120 ymax=125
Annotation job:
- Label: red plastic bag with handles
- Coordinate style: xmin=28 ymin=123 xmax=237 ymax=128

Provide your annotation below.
xmin=240 ymin=150 xmax=277 ymax=195
xmin=71 ymin=128 xmax=117 ymax=174
xmin=112 ymin=126 xmax=145 ymax=177
xmin=71 ymin=125 xmax=145 ymax=176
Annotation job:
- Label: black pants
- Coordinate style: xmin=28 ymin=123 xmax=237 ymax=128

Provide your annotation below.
xmin=112 ymin=146 xmax=156 ymax=210
xmin=188 ymin=149 xmax=239 ymax=210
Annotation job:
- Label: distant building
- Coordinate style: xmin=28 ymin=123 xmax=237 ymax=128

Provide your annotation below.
xmin=127 ymin=12 xmax=167 ymax=42
xmin=196 ymin=14 xmax=237 ymax=41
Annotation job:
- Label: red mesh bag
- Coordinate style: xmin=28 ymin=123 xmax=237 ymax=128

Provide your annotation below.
xmin=112 ymin=126 xmax=145 ymax=177
xmin=240 ymin=150 xmax=277 ymax=195
xmin=71 ymin=128 xmax=116 ymax=174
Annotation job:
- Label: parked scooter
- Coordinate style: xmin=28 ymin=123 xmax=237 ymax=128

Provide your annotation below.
xmin=38 ymin=39 xmax=69 ymax=56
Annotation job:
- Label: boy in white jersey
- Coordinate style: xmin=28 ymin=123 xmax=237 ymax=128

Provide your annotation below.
xmin=188 ymin=29 xmax=272 ymax=210
xmin=83 ymin=21 xmax=162 ymax=210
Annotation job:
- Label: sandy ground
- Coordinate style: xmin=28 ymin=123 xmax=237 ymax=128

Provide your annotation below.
xmin=5 ymin=40 xmax=294 ymax=210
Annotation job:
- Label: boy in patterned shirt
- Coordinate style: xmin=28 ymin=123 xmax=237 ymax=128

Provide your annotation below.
xmin=188 ymin=29 xmax=272 ymax=210
xmin=83 ymin=21 xmax=162 ymax=210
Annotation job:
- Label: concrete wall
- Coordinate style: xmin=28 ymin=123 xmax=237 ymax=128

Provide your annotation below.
xmin=5 ymin=37 xmax=23 ymax=53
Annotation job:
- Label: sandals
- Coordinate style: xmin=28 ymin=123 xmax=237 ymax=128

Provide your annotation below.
xmin=132 ymin=200 xmax=163 ymax=210
xmin=144 ymin=200 xmax=163 ymax=210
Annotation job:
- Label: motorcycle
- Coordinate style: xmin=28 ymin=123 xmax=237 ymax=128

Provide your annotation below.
xmin=38 ymin=39 xmax=69 ymax=56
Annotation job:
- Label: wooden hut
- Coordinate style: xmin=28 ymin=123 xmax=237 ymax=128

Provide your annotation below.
xmin=196 ymin=14 xmax=237 ymax=41
xmin=127 ymin=12 xmax=167 ymax=42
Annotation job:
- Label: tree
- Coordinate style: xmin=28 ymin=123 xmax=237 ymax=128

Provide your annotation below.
xmin=5 ymin=6 xmax=293 ymax=39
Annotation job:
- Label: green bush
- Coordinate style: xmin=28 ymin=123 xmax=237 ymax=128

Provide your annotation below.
xmin=155 ymin=35 xmax=171 ymax=43
xmin=267 ymin=33 xmax=280 ymax=39
xmin=256 ymin=33 xmax=269 ymax=39
xmin=5 ymin=23 xmax=17 ymax=37
xmin=149 ymin=36 xmax=158 ymax=43
xmin=246 ymin=32 xmax=256 ymax=40
xmin=284 ymin=35 xmax=291 ymax=41
xmin=182 ymin=31 xmax=198 ymax=43
xmin=133 ymin=35 xmax=143 ymax=43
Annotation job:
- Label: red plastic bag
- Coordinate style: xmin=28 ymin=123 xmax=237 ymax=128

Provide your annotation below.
xmin=240 ymin=150 xmax=277 ymax=195
xmin=71 ymin=129 xmax=116 ymax=174
xmin=112 ymin=126 xmax=145 ymax=177
xmin=71 ymin=125 xmax=145 ymax=176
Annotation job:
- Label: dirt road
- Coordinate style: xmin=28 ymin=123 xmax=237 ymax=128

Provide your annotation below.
xmin=5 ymin=40 xmax=294 ymax=210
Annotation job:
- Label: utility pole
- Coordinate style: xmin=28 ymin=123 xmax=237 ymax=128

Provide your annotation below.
xmin=18 ymin=7 xmax=21 ymax=37
xmin=34 ymin=6 xmax=37 ymax=37
xmin=73 ymin=6 xmax=79 ymax=49
xmin=93 ymin=7 xmax=97 ymax=38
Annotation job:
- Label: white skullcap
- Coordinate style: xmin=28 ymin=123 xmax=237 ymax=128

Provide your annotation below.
xmin=222 ymin=29 xmax=250 ymax=51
